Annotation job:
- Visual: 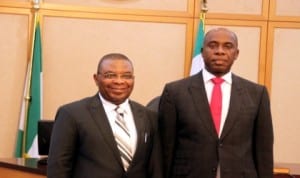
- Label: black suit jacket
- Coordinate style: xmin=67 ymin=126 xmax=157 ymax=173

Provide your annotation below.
xmin=159 ymin=72 xmax=273 ymax=178
xmin=47 ymin=94 xmax=163 ymax=178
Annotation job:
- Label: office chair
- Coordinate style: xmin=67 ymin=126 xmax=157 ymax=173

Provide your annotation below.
xmin=37 ymin=120 xmax=54 ymax=165
xmin=146 ymin=96 xmax=160 ymax=112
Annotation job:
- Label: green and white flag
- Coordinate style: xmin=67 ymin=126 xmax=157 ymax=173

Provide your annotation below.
xmin=15 ymin=18 xmax=42 ymax=158
xmin=190 ymin=15 xmax=205 ymax=76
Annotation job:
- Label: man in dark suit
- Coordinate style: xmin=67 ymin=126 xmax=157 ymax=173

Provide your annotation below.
xmin=47 ymin=53 xmax=162 ymax=178
xmin=158 ymin=28 xmax=273 ymax=178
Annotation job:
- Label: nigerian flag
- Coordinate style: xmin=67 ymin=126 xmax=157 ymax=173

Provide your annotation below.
xmin=15 ymin=18 xmax=42 ymax=158
xmin=190 ymin=16 xmax=205 ymax=76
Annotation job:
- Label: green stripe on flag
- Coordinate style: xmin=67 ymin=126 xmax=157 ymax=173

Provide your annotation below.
xmin=190 ymin=16 xmax=205 ymax=76
xmin=25 ymin=21 xmax=42 ymax=157
xmin=15 ymin=19 xmax=42 ymax=158
xmin=193 ymin=18 xmax=205 ymax=58
xmin=15 ymin=130 xmax=24 ymax=157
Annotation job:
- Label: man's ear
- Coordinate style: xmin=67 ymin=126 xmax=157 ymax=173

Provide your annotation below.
xmin=93 ymin=74 xmax=99 ymax=86
xmin=235 ymin=49 xmax=240 ymax=60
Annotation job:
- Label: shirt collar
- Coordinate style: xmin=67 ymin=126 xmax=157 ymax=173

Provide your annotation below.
xmin=98 ymin=93 xmax=130 ymax=113
xmin=202 ymin=67 xmax=232 ymax=84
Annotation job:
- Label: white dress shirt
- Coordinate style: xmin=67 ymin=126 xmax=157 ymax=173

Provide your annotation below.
xmin=98 ymin=94 xmax=137 ymax=155
xmin=202 ymin=68 xmax=232 ymax=137
xmin=202 ymin=68 xmax=232 ymax=178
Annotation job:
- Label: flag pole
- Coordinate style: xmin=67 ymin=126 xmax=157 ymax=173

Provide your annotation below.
xmin=202 ymin=0 xmax=208 ymax=12
xmin=200 ymin=0 xmax=208 ymax=28
xmin=21 ymin=0 xmax=40 ymax=157
xmin=189 ymin=0 xmax=208 ymax=75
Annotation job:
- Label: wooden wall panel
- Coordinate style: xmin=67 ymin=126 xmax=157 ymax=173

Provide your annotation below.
xmin=276 ymin=0 xmax=300 ymax=16
xmin=203 ymin=0 xmax=269 ymax=21
xmin=269 ymin=0 xmax=300 ymax=22
xmin=0 ymin=13 xmax=29 ymax=157
xmin=208 ymin=0 xmax=262 ymax=15
xmin=269 ymin=25 xmax=300 ymax=163
xmin=42 ymin=16 xmax=188 ymax=118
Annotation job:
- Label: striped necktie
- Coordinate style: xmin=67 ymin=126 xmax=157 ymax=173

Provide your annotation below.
xmin=114 ymin=106 xmax=132 ymax=171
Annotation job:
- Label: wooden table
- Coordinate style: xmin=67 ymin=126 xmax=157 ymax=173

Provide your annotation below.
xmin=274 ymin=163 xmax=300 ymax=178
xmin=0 ymin=158 xmax=46 ymax=178
xmin=0 ymin=158 xmax=299 ymax=178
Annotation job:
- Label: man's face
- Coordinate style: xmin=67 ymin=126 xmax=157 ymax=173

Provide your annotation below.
xmin=201 ymin=29 xmax=239 ymax=76
xmin=94 ymin=58 xmax=134 ymax=105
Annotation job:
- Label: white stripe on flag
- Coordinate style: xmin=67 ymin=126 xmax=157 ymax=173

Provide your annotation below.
xmin=190 ymin=14 xmax=205 ymax=76
xmin=190 ymin=54 xmax=204 ymax=76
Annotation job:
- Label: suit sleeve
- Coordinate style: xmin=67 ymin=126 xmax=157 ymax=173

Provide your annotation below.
xmin=47 ymin=106 xmax=78 ymax=178
xmin=158 ymin=85 xmax=177 ymax=178
xmin=254 ymin=86 xmax=274 ymax=178
xmin=147 ymin=110 xmax=164 ymax=178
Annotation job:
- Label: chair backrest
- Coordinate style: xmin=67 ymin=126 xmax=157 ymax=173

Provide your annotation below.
xmin=146 ymin=96 xmax=160 ymax=112
xmin=38 ymin=120 xmax=54 ymax=156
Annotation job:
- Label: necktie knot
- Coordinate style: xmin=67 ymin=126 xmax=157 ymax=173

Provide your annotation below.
xmin=115 ymin=106 xmax=127 ymax=131
xmin=115 ymin=106 xmax=124 ymax=117
xmin=212 ymin=77 xmax=224 ymax=85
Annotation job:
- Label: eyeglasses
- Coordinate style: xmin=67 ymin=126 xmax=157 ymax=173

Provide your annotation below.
xmin=98 ymin=72 xmax=134 ymax=80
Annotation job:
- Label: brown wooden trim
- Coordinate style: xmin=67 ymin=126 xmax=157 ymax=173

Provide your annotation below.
xmin=40 ymin=2 xmax=193 ymax=18
xmin=39 ymin=9 xmax=192 ymax=23
xmin=257 ymin=21 xmax=268 ymax=85
xmin=184 ymin=19 xmax=195 ymax=76
xmin=0 ymin=6 xmax=31 ymax=14
xmin=207 ymin=13 xmax=268 ymax=21
xmin=0 ymin=1 xmax=31 ymax=9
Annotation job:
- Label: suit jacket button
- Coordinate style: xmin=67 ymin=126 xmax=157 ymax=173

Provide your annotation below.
xmin=218 ymin=140 xmax=223 ymax=147
xmin=212 ymin=167 xmax=217 ymax=172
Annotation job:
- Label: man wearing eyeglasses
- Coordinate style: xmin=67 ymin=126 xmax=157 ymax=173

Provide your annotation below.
xmin=47 ymin=53 xmax=163 ymax=178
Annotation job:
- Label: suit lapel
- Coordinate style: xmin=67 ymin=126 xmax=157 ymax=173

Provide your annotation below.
xmin=189 ymin=72 xmax=219 ymax=138
xmin=220 ymin=75 xmax=243 ymax=139
xmin=88 ymin=94 xmax=123 ymax=167
xmin=128 ymin=101 xmax=146 ymax=165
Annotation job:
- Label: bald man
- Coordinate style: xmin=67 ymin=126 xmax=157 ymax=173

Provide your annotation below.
xmin=159 ymin=28 xmax=273 ymax=178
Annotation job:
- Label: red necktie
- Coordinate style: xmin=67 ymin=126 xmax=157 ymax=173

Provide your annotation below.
xmin=210 ymin=78 xmax=224 ymax=134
